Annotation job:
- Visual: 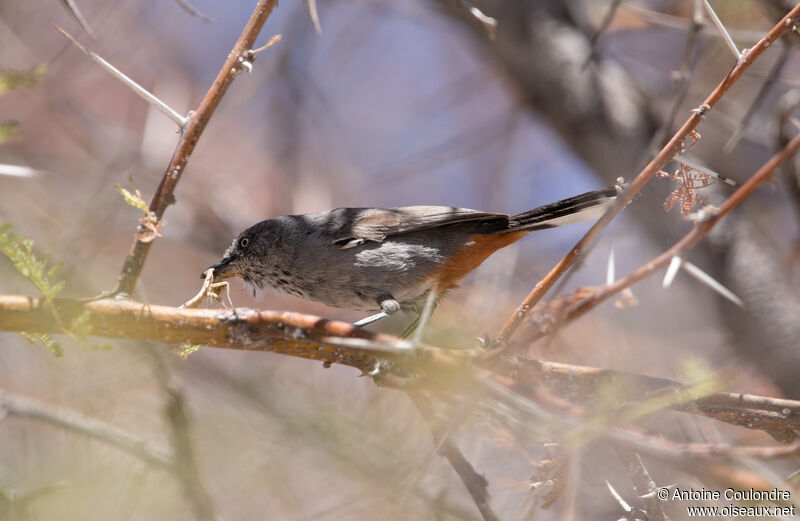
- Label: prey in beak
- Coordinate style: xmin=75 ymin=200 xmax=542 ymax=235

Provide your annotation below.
xmin=202 ymin=257 xmax=238 ymax=280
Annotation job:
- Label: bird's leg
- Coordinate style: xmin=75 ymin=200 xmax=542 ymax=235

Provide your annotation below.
xmin=353 ymin=295 xmax=400 ymax=328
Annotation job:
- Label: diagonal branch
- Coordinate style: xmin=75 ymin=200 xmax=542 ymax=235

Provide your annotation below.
xmin=115 ymin=0 xmax=279 ymax=296
xmin=509 ymin=359 xmax=800 ymax=442
xmin=408 ymin=392 xmax=499 ymax=521
xmin=516 ymin=127 xmax=800 ymax=359
xmin=493 ymin=3 xmax=800 ymax=347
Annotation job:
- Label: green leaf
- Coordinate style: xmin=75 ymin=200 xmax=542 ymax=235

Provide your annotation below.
xmin=19 ymin=332 xmax=63 ymax=357
xmin=0 ymin=224 xmax=65 ymax=300
xmin=0 ymin=64 xmax=46 ymax=95
xmin=115 ymin=184 xmax=156 ymax=223
xmin=174 ymin=343 xmax=201 ymax=359
xmin=0 ymin=121 xmax=19 ymax=143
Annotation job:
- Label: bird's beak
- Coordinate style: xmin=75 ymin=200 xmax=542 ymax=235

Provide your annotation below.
xmin=202 ymin=258 xmax=237 ymax=280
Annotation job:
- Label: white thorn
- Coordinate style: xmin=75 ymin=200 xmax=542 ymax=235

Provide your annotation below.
xmin=469 ymin=6 xmax=497 ymax=38
xmin=606 ymin=481 xmax=632 ymax=513
xmin=306 ymin=0 xmax=322 ymax=35
xmin=606 ymin=245 xmax=616 ymax=285
xmin=0 ymin=164 xmax=43 ymax=178
xmin=663 ymin=255 xmax=683 ymax=288
xmin=55 ymin=26 xmax=188 ymax=128
xmin=702 ymin=0 xmax=741 ymax=59
xmin=683 ymin=261 xmax=745 ymax=308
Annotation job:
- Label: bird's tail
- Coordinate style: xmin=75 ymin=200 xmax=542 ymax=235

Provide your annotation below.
xmin=508 ymin=187 xmax=619 ymax=232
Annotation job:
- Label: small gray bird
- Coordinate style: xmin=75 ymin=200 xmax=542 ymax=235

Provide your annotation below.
xmin=206 ymin=187 xmax=618 ymax=327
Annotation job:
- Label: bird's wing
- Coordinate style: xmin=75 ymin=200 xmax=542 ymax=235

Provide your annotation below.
xmin=335 ymin=206 xmax=509 ymax=246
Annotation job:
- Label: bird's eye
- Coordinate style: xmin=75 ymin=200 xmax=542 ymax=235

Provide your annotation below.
xmin=239 ymin=237 xmax=250 ymax=249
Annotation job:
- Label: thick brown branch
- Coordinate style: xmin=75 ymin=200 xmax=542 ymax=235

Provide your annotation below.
xmin=0 ymin=295 xmax=474 ymax=386
xmin=115 ymin=0 xmax=279 ymax=295
xmin=2 ymin=295 xmax=800 ymax=440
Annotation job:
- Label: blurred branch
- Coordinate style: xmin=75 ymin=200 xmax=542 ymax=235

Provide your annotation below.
xmin=584 ymin=0 xmax=622 ymax=67
xmin=492 ymin=3 xmax=800 ymax=347
xmin=174 ymin=0 xmax=215 ymax=24
xmin=114 ymin=0 xmax=279 ymax=296
xmin=620 ymin=3 xmax=764 ymax=43
xmin=509 ymin=359 xmax=800 ymax=442
xmin=724 ymin=44 xmax=791 ymax=153
xmin=409 ymin=392 xmax=498 ymax=521
xmin=777 ymin=90 xmax=800 ymax=229
xmin=483 ymin=379 xmax=800 ymax=495
xmin=614 ymin=450 xmax=668 ymax=521
xmin=59 ymin=0 xmax=95 ymax=38
xmin=651 ymin=0 xmax=704 ymax=151
xmin=150 ymin=353 xmax=217 ymax=521
xmin=0 ymin=388 xmax=173 ymax=469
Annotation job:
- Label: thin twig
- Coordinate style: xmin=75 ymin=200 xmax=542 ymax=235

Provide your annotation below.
xmin=533 ymin=129 xmax=800 ymax=352
xmin=174 ymin=0 xmax=215 ymax=23
xmin=114 ymin=0 xmax=279 ymax=296
xmin=777 ymin=90 xmax=800 ymax=229
xmin=59 ymin=0 xmax=95 ymax=38
xmin=0 ymin=388 xmax=173 ymax=469
xmin=614 ymin=451 xmax=668 ymax=521
xmin=409 ymin=392 xmax=499 ymax=521
xmin=149 ymin=350 xmax=216 ymax=521
xmin=480 ymin=377 xmax=800 ymax=495
xmin=651 ymin=0 xmax=704 ymax=151
xmin=702 ymin=0 xmax=741 ymax=59
xmin=491 ymin=4 xmax=800 ymax=348
xmin=584 ymin=0 xmax=623 ymax=67
xmin=55 ymin=26 xmax=188 ymax=127
xmin=622 ymin=3 xmax=764 ymax=44
xmin=724 ymin=43 xmax=791 ymax=152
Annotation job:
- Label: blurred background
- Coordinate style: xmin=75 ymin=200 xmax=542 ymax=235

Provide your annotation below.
xmin=1 ymin=0 xmax=799 ymax=519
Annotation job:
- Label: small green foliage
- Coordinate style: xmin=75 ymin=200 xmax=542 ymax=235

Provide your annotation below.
xmin=19 ymin=332 xmax=63 ymax=357
xmin=67 ymin=309 xmax=92 ymax=346
xmin=0 ymin=224 xmax=116 ymax=355
xmin=0 ymin=65 xmax=44 ymax=145
xmin=1 ymin=224 xmax=67 ymax=356
xmin=0 ymin=121 xmax=19 ymax=143
xmin=0 ymin=64 xmax=46 ymax=95
xmin=115 ymin=184 xmax=155 ymax=223
xmin=0 ymin=223 xmax=65 ymax=300
xmin=678 ymin=356 xmax=719 ymax=395
xmin=174 ymin=343 xmax=201 ymax=359
xmin=115 ymin=184 xmax=163 ymax=242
